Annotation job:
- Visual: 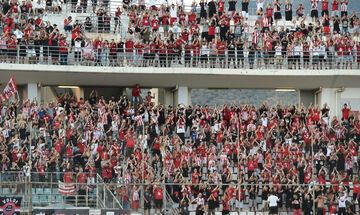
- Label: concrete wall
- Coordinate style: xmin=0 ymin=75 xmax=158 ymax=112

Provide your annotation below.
xmin=83 ymin=87 xmax=123 ymax=100
xmin=299 ymin=90 xmax=315 ymax=107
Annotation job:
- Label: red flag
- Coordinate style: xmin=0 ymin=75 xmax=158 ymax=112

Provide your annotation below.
xmin=58 ymin=181 xmax=75 ymax=195
xmin=1 ymin=76 xmax=17 ymax=101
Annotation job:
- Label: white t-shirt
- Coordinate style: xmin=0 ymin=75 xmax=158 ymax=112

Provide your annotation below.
xmin=170 ymin=7 xmax=177 ymax=18
xmin=267 ymin=195 xmax=279 ymax=207
xmin=338 ymin=195 xmax=347 ymax=208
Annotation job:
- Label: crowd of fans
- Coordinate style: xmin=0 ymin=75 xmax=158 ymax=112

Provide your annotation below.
xmin=0 ymin=85 xmax=360 ymax=214
xmin=0 ymin=0 xmax=360 ymax=69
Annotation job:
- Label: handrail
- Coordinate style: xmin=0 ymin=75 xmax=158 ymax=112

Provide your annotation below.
xmin=0 ymin=44 xmax=357 ymax=69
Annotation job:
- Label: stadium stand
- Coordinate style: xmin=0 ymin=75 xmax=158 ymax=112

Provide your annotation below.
xmin=1 ymin=0 xmax=360 ymax=214
xmin=0 ymin=0 xmax=359 ymax=69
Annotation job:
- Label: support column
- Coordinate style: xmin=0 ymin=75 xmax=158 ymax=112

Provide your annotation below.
xmin=157 ymin=88 xmax=174 ymax=106
xmin=150 ymin=88 xmax=159 ymax=105
xmin=27 ymin=83 xmax=40 ymax=101
xmin=174 ymin=86 xmax=191 ymax=106
xmin=316 ymin=88 xmax=342 ymax=119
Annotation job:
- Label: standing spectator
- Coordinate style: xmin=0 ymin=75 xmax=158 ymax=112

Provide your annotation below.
xmin=310 ymin=0 xmax=319 ymax=22
xmin=132 ymin=84 xmax=141 ymax=103
xmin=59 ymin=36 xmax=69 ymax=65
xmin=322 ymin=0 xmax=330 ymax=17
xmin=267 ymin=192 xmax=279 ymax=215
xmin=332 ymin=0 xmax=340 ymax=17
xmin=241 ymin=0 xmax=250 ymax=20
xmin=125 ymin=37 xmax=134 ymax=66
xmin=341 ymin=103 xmax=351 ymax=120
xmin=284 ymin=0 xmax=293 ymax=22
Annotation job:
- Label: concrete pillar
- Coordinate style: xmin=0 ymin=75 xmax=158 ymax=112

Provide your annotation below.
xmin=174 ymin=86 xmax=191 ymax=106
xmin=157 ymin=88 xmax=174 ymax=106
xmin=316 ymin=88 xmax=343 ymax=119
xmin=150 ymin=88 xmax=159 ymax=105
xmin=27 ymin=83 xmax=40 ymax=101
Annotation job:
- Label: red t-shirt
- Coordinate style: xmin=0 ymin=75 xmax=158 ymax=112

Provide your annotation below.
xmin=342 ymin=108 xmax=350 ymax=119
xmin=154 ymin=187 xmax=163 ymax=199
xmin=125 ymin=41 xmax=134 ymax=52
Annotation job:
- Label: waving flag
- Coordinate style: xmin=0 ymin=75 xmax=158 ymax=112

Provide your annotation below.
xmin=58 ymin=181 xmax=75 ymax=195
xmin=1 ymin=76 xmax=17 ymax=101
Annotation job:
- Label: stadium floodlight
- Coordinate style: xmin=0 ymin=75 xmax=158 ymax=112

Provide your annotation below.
xmin=58 ymin=86 xmax=79 ymax=89
xmin=275 ymin=88 xmax=296 ymax=92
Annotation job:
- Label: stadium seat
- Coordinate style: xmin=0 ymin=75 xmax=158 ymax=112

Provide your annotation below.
xmin=2 ymin=188 xmax=9 ymax=195
xmin=40 ymin=196 xmax=48 ymax=203
xmin=36 ymin=188 xmax=44 ymax=194
xmin=55 ymin=195 xmax=64 ymax=203
xmin=52 ymin=188 xmax=59 ymax=194
xmin=32 ymin=196 xmax=40 ymax=204
xmin=44 ymin=188 xmax=51 ymax=195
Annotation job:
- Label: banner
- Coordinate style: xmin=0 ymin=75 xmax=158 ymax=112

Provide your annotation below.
xmin=33 ymin=209 xmax=89 ymax=215
xmin=1 ymin=76 xmax=17 ymax=102
xmin=0 ymin=197 xmax=22 ymax=215
xmin=58 ymin=181 xmax=75 ymax=195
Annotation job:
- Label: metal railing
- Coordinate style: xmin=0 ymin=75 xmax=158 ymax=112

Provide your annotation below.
xmin=0 ymin=171 xmax=121 ymax=213
xmin=0 ymin=171 xmax=359 ymax=213
xmin=1 ymin=44 xmax=359 ymax=70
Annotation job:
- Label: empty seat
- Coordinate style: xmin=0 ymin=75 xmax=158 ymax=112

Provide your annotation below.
xmin=32 ymin=196 xmax=40 ymax=204
xmin=40 ymin=196 xmax=48 ymax=203
xmin=52 ymin=188 xmax=59 ymax=194
xmin=36 ymin=188 xmax=43 ymax=194
xmin=2 ymin=188 xmax=9 ymax=195
xmin=55 ymin=195 xmax=64 ymax=203
xmin=44 ymin=188 xmax=51 ymax=195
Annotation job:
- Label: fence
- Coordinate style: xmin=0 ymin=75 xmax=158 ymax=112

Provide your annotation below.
xmin=1 ymin=44 xmax=359 ymax=70
xmin=1 ymin=171 xmax=358 ymax=214
xmin=0 ymin=171 xmax=121 ymax=213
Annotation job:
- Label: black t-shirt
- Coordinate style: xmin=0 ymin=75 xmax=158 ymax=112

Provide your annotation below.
xmin=208 ymin=1 xmax=216 ymax=13
xmin=242 ymin=2 xmax=249 ymax=11
xmin=262 ymin=190 xmax=269 ymax=200
xmin=229 ymin=1 xmax=236 ymax=11
xmin=321 ymin=108 xmax=329 ymax=117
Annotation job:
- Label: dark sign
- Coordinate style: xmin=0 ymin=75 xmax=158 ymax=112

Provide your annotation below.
xmin=0 ymin=197 xmax=22 ymax=215
xmin=33 ymin=209 xmax=89 ymax=215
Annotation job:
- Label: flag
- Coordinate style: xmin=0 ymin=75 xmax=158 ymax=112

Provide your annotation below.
xmin=1 ymin=76 xmax=17 ymax=101
xmin=0 ymin=197 xmax=22 ymax=215
xmin=58 ymin=181 xmax=75 ymax=195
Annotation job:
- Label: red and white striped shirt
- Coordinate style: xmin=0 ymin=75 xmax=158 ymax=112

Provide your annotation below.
xmin=341 ymin=1 xmax=348 ymax=12
xmin=135 ymin=115 xmax=144 ymax=126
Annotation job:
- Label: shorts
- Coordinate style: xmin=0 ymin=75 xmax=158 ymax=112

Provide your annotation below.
xmin=346 ymin=55 xmax=353 ymax=62
xmin=155 ymin=199 xmax=163 ymax=208
xmin=303 ymin=55 xmax=310 ymax=62
xmin=241 ymin=11 xmax=248 ymax=19
xmin=269 ymin=206 xmax=278 ymax=214
xmin=126 ymin=52 xmax=133 ymax=60
xmin=274 ymin=12 xmax=281 ymax=20
xmin=218 ymin=53 xmax=225 ymax=60
xmin=262 ymin=200 xmax=269 ymax=210
xmin=144 ymin=202 xmax=151 ymax=209
xmin=249 ymin=56 xmax=255 ymax=64
xmin=7 ymin=49 xmax=17 ymax=57
xmin=311 ymin=10 xmax=318 ymax=18
xmin=313 ymin=55 xmax=319 ymax=63
xmin=200 ymin=55 xmax=208 ymax=62
xmin=249 ymin=199 xmax=256 ymax=207
xmin=276 ymin=55 xmax=283 ymax=64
